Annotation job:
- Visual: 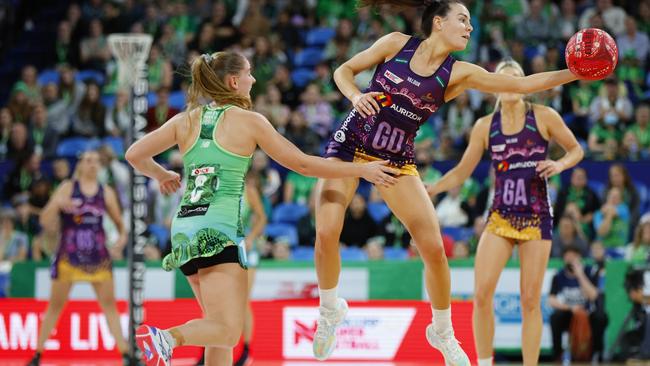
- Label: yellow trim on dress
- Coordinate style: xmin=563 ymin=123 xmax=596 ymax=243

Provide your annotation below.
xmin=485 ymin=211 xmax=542 ymax=241
xmin=352 ymin=150 xmax=419 ymax=176
xmin=56 ymin=259 xmax=112 ymax=282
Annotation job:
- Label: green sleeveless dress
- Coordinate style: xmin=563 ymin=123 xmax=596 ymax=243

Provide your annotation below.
xmin=163 ymin=104 xmax=252 ymax=271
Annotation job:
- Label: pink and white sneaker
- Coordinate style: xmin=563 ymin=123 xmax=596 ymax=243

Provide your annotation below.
xmin=135 ymin=325 xmax=173 ymax=366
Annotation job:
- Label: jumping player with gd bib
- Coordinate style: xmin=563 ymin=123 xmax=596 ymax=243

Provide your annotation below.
xmin=312 ymin=0 xmax=583 ymax=364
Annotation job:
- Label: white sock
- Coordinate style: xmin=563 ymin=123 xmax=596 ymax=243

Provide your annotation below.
xmin=432 ymin=306 xmax=452 ymax=334
xmin=161 ymin=329 xmax=176 ymax=348
xmin=478 ymin=357 xmax=493 ymax=366
xmin=319 ymin=287 xmax=338 ymax=309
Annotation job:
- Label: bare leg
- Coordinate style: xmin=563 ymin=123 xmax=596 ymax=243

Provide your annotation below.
xmin=169 ymin=263 xmax=247 ymax=351
xmin=92 ymin=279 xmax=129 ymax=354
xmin=35 ymin=280 xmax=74 ymax=352
xmin=472 ymin=232 xmax=513 ymax=360
xmin=314 ymin=176 xmax=358 ymax=289
xmin=376 ymin=176 xmax=450 ymax=309
xmin=518 ymin=239 xmax=552 ymax=366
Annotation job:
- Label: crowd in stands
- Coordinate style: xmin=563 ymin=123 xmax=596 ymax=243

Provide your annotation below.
xmin=0 ymin=0 xmax=649 ymax=270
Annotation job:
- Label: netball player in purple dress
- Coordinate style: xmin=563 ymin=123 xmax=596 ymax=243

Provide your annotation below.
xmin=312 ymin=0 xmax=582 ymax=364
xmin=428 ymin=59 xmax=584 ymax=366
xmin=27 ymin=151 xmax=129 ymax=366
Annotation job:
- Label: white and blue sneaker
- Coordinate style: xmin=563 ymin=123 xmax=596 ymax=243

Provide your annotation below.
xmin=136 ymin=325 xmax=173 ymax=366
xmin=312 ymin=298 xmax=348 ymax=361
xmin=426 ymin=324 xmax=471 ymax=366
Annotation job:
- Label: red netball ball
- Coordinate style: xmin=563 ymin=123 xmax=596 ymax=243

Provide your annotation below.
xmin=565 ymin=28 xmax=618 ymax=80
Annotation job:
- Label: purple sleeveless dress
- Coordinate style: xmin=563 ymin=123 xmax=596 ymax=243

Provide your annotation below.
xmin=51 ymin=181 xmax=112 ymax=281
xmin=485 ymin=107 xmax=553 ymax=241
xmin=324 ymin=36 xmax=456 ymax=175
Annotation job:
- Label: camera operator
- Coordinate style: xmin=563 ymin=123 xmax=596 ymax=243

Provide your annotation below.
xmin=548 ymin=245 xmax=609 ymax=361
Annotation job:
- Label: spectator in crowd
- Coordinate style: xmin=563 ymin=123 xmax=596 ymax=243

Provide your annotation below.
xmin=249 ymin=149 xmax=282 ymax=204
xmin=97 ymin=144 xmax=130 ymax=210
xmin=11 ymin=65 xmax=41 ymax=105
xmin=28 ymin=104 xmax=58 ymax=159
xmin=606 ymin=163 xmax=640 ymax=222
xmin=51 ymin=158 xmax=71 ymax=190
xmin=157 ymin=23 xmax=187 ymax=69
xmin=12 ymin=192 xmax=40 ymax=251
xmin=589 ymin=76 xmax=634 ymax=127
xmin=617 ymin=16 xmax=649 ymax=69
xmin=7 ymin=86 xmax=33 ymax=124
xmin=625 ymin=215 xmax=650 ymax=262
xmin=4 ymin=152 xmax=42 ymax=200
xmin=340 ymin=194 xmax=377 ymax=248
xmin=70 ymin=80 xmax=106 ymax=138
xmin=270 ymin=64 xmax=300 ymax=108
xmin=105 ymin=89 xmax=131 ymax=139
xmin=146 ymin=87 xmax=180 ymax=133
xmin=365 ymin=238 xmax=385 ymax=260
xmin=515 ymin=0 xmax=555 ymax=46
xmin=554 ymin=167 xmax=601 ymax=239
xmin=0 ymin=107 xmax=14 ymax=160
xmin=445 ymin=90 xmax=474 ymax=149
xmin=594 ymin=187 xmax=631 ymax=251
xmin=549 ymin=245 xmax=608 ymax=362
xmin=284 ymin=110 xmax=321 ymax=156
xmin=0 ymin=208 xmax=28 ymax=264
xmin=579 ymin=0 xmax=626 ymax=35
xmin=296 ymin=192 xmax=317 ymax=247
xmin=147 ymin=45 xmax=174 ymax=92
xmin=436 ymin=186 xmax=469 ymax=228
xmin=298 ymin=83 xmax=334 ymax=138
xmin=551 ymin=215 xmax=589 ymax=258
xmin=283 ymin=170 xmax=317 ymax=206
xmin=624 ymin=104 xmax=650 ymax=159
xmin=264 ymin=83 xmax=291 ymax=130
xmin=52 ymin=21 xmax=78 ymax=67
xmin=80 ymin=19 xmax=111 ymax=71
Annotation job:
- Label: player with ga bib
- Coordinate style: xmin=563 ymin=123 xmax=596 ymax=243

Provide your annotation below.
xmin=427 ymin=59 xmax=584 ymax=366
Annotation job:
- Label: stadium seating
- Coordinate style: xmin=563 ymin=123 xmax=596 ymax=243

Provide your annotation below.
xmin=272 ymin=203 xmax=309 ymax=225
xmin=265 ymin=223 xmax=299 ymax=246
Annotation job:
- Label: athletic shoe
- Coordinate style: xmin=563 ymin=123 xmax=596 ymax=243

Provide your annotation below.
xmin=426 ymin=324 xmax=471 ymax=366
xmin=312 ymin=298 xmax=348 ymax=361
xmin=135 ymin=325 xmax=173 ymax=366
xmin=25 ymin=352 xmax=40 ymax=366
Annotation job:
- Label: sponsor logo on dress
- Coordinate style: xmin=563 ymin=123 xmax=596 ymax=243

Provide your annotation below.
xmin=497 ymin=160 xmax=537 ymax=172
xmin=177 ymin=204 xmax=210 ymax=218
xmin=506 ymin=138 xmax=518 ymax=144
xmin=383 ymin=70 xmax=403 ymax=84
xmin=389 ymin=104 xmax=422 ymax=122
xmin=190 ymin=167 xmax=215 ymax=176
xmin=407 ymin=77 xmax=421 ymax=87
xmin=492 ymin=144 xmax=506 ymax=152
xmin=395 ymin=58 xmax=408 ymax=63
xmin=421 ymin=92 xmax=435 ymax=103
xmin=334 ymin=130 xmax=346 ymax=143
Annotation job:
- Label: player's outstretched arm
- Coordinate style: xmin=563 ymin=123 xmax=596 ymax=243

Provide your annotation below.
xmin=426 ymin=116 xmax=489 ymax=197
xmin=448 ymin=62 xmax=578 ymax=100
xmin=249 ymin=111 xmax=400 ymax=187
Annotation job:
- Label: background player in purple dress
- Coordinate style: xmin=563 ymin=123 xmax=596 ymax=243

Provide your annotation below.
xmin=27 ymin=150 xmax=129 ymax=366
xmin=427 ymin=59 xmax=584 ymax=366
xmin=312 ymin=0 xmax=582 ymax=363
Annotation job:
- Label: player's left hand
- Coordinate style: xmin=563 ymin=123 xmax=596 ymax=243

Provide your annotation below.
xmin=536 ymin=160 xmax=564 ymax=179
xmin=158 ymin=169 xmax=181 ymax=195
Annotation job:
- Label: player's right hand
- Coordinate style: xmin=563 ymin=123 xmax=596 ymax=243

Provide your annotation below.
xmin=351 ymin=92 xmax=383 ymax=118
xmin=360 ymin=160 xmax=400 ymax=187
xmin=158 ymin=169 xmax=181 ymax=195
